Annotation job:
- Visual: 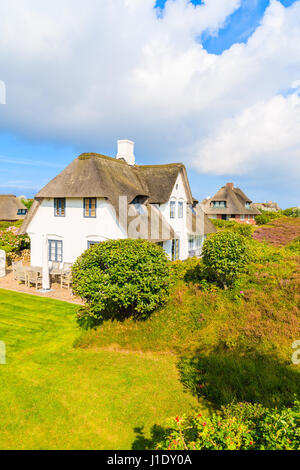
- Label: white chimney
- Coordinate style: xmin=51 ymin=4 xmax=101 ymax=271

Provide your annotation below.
xmin=116 ymin=139 xmax=135 ymax=165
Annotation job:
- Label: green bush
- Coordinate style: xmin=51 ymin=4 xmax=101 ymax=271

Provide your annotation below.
xmin=255 ymin=214 xmax=272 ymax=225
xmin=202 ymin=232 xmax=250 ymax=288
xmin=283 ymin=207 xmax=300 ymax=218
xmin=232 ymin=223 xmax=253 ymax=238
xmin=156 ymin=401 xmax=300 ymax=450
xmin=170 ymin=257 xmax=200 ymax=283
xmin=72 ymin=239 xmax=171 ymax=328
xmin=211 ymin=219 xmax=237 ymax=229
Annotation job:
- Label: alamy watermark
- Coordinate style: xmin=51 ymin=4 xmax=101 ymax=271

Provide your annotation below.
xmin=0 ymin=341 xmax=6 ymax=365
xmin=0 ymin=80 xmax=6 ymax=104
xmin=292 ymin=340 xmax=300 ymax=365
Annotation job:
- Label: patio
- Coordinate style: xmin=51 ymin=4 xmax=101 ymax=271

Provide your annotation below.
xmin=0 ymin=267 xmax=83 ymax=305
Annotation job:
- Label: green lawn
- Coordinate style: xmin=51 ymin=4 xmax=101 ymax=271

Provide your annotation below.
xmin=0 ymin=289 xmax=199 ymax=450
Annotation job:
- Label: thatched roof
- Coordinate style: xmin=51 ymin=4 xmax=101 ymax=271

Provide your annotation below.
xmin=252 ymin=202 xmax=281 ymax=212
xmin=202 ymin=183 xmax=261 ymax=216
xmin=0 ymin=195 xmax=27 ymax=221
xmin=34 ymin=153 xmax=194 ymax=205
xmin=19 ymin=153 xmax=215 ymax=240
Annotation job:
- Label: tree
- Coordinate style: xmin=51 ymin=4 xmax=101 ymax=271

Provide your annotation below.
xmin=72 ymin=239 xmax=171 ymax=328
xmin=202 ymin=232 xmax=250 ymax=288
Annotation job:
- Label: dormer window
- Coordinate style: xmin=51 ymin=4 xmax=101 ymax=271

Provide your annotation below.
xmin=170 ymin=201 xmax=176 ymax=219
xmin=54 ymin=198 xmax=66 ymax=217
xmin=245 ymin=202 xmax=251 ymax=209
xmin=212 ymin=201 xmax=226 ymax=208
xmin=17 ymin=209 xmax=27 ymax=215
xmin=84 ymin=198 xmax=97 ymax=218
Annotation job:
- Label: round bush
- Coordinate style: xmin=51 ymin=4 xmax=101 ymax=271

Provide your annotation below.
xmin=72 ymin=239 xmax=171 ymax=327
xmin=202 ymin=231 xmax=250 ymax=288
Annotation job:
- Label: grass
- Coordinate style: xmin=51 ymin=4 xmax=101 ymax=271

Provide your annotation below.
xmin=76 ymin=218 xmax=300 ymax=409
xmin=0 ymin=290 xmax=199 ymax=450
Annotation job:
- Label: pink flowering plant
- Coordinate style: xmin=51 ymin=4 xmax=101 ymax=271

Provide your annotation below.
xmin=0 ymin=226 xmax=30 ymax=253
xmin=156 ymin=401 xmax=300 ymax=450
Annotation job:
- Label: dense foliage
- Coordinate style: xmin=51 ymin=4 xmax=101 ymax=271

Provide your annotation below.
xmin=156 ymin=401 xmax=300 ymax=450
xmin=72 ymin=239 xmax=171 ymax=328
xmin=202 ymin=231 xmax=250 ymax=288
xmin=255 ymin=207 xmax=300 ymax=225
xmin=0 ymin=226 xmax=30 ymax=254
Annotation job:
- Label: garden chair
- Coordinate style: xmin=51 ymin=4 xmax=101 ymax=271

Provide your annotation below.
xmin=61 ymin=271 xmax=72 ymax=290
xmin=15 ymin=265 xmax=26 ymax=285
xmin=27 ymin=270 xmax=43 ymax=290
xmin=50 ymin=261 xmax=62 ymax=283
xmin=12 ymin=261 xmax=23 ymax=280
xmin=62 ymin=262 xmax=72 ymax=272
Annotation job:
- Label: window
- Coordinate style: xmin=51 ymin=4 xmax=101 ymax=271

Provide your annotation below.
xmin=245 ymin=202 xmax=251 ymax=209
xmin=17 ymin=209 xmax=27 ymax=215
xmin=54 ymin=198 xmax=66 ymax=217
xmin=49 ymin=240 xmax=63 ymax=262
xmin=84 ymin=198 xmax=97 ymax=218
xmin=188 ymin=236 xmax=194 ymax=251
xmin=178 ymin=201 xmax=183 ymax=218
xmin=213 ymin=201 xmax=226 ymax=208
xmin=88 ymin=241 xmax=100 ymax=249
xmin=240 ymin=214 xmax=245 ymax=221
xmin=170 ymin=201 xmax=176 ymax=219
xmin=172 ymin=239 xmax=180 ymax=261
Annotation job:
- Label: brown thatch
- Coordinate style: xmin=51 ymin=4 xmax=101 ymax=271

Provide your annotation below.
xmin=0 ymin=195 xmax=27 ymax=221
xmin=252 ymin=202 xmax=281 ymax=212
xmin=202 ymin=183 xmax=261 ymax=216
xmin=19 ymin=153 xmax=215 ymax=240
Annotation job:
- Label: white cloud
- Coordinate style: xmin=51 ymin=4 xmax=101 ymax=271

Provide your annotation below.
xmin=192 ymin=92 xmax=300 ymax=175
xmin=0 ymin=0 xmax=299 ymax=188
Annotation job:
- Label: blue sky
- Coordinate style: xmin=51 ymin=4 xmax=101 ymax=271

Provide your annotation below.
xmin=0 ymin=0 xmax=299 ymax=208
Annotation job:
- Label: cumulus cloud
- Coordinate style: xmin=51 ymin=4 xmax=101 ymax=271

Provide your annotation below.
xmin=192 ymin=92 xmax=300 ymax=175
xmin=0 ymin=0 xmax=299 ymax=188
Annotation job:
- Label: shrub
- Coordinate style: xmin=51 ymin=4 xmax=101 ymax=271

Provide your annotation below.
xmin=232 ymin=223 xmax=253 ymax=238
xmin=202 ymin=232 xmax=250 ymax=288
xmin=156 ymin=401 xmax=300 ymax=450
xmin=0 ymin=227 xmax=30 ymax=252
xmin=255 ymin=214 xmax=272 ymax=225
xmin=283 ymin=207 xmax=300 ymax=218
xmin=72 ymin=239 xmax=171 ymax=328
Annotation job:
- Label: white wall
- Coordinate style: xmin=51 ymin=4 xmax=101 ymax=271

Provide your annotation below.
xmin=27 ymin=198 xmax=126 ymax=266
xmin=159 ymin=173 xmax=190 ymax=260
xmin=28 ymin=173 xmax=204 ymax=266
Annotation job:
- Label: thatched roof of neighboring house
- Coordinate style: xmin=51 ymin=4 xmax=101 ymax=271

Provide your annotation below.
xmin=202 ymin=183 xmax=261 ymax=216
xmin=252 ymin=202 xmax=281 ymax=212
xmin=0 ymin=195 xmax=27 ymax=221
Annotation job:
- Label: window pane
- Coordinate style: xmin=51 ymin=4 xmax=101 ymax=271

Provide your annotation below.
xmin=170 ymin=201 xmax=176 ymax=219
xmin=178 ymin=202 xmax=183 ymax=218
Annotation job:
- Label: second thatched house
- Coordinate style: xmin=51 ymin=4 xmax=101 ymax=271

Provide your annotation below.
xmin=201 ymin=183 xmax=260 ymax=224
xmin=0 ymin=195 xmax=28 ymax=222
xmin=20 ymin=140 xmax=216 ymax=265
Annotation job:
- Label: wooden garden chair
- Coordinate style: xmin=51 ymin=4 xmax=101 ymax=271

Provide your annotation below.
xmin=27 ymin=270 xmax=43 ymax=290
xmin=61 ymin=271 xmax=72 ymax=290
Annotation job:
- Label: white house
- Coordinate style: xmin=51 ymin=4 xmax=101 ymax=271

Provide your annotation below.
xmin=19 ymin=140 xmax=215 ymax=265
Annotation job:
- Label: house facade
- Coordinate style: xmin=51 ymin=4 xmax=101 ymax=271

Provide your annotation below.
xmin=20 ymin=140 xmax=216 ymax=265
xmin=0 ymin=195 xmax=28 ymax=222
xmin=201 ymin=183 xmax=260 ymax=225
